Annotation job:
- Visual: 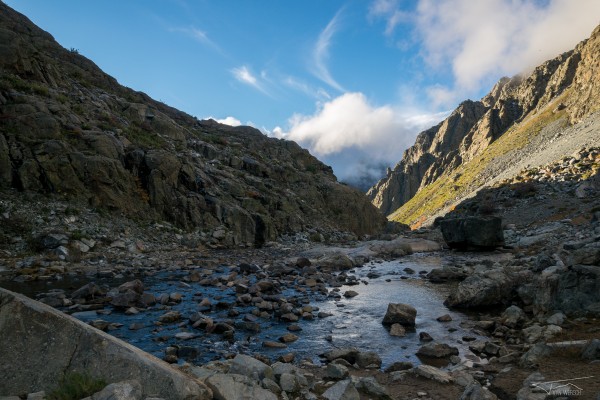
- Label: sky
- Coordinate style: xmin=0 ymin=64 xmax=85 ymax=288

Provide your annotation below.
xmin=5 ymin=0 xmax=600 ymax=188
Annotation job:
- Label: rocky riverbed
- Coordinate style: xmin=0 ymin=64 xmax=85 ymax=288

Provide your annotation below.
xmin=2 ymin=219 xmax=600 ymax=399
xmin=1 ymin=166 xmax=600 ymax=399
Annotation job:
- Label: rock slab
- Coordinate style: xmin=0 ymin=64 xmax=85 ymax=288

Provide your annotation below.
xmin=0 ymin=288 xmax=211 ymax=400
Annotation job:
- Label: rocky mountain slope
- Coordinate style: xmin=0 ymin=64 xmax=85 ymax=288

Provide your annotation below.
xmin=368 ymin=24 xmax=600 ymax=226
xmin=0 ymin=3 xmax=385 ymax=248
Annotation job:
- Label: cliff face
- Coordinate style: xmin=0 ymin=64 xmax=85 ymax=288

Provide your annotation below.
xmin=0 ymin=3 xmax=385 ymax=246
xmin=368 ymin=25 xmax=599 ymax=218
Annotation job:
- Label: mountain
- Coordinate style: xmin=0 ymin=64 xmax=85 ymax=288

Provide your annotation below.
xmin=368 ymin=24 xmax=600 ymax=226
xmin=0 ymin=3 xmax=385 ymax=247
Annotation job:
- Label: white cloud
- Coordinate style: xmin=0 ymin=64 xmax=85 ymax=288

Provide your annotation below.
xmin=216 ymin=116 xmax=242 ymax=126
xmin=274 ymin=92 xmax=446 ymax=182
xmin=311 ymin=10 xmax=346 ymax=92
xmin=231 ymin=65 xmax=271 ymax=96
xmin=372 ymin=0 xmax=600 ymax=107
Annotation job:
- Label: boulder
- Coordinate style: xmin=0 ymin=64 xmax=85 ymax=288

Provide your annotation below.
xmin=581 ymin=338 xmax=600 ymax=360
xmin=318 ymin=252 xmax=355 ymax=271
xmin=382 ymin=303 xmax=417 ymax=327
xmin=322 ymin=379 xmax=360 ymax=400
xmin=205 ymin=373 xmax=277 ymax=400
xmin=416 ymin=342 xmax=459 ymax=358
xmin=445 ymin=268 xmax=518 ymax=308
xmin=322 ymin=348 xmax=359 ymax=364
xmin=460 ymin=381 xmax=498 ymax=400
xmin=352 ymin=376 xmax=391 ymax=399
xmin=0 ymin=288 xmax=211 ymax=400
xmin=326 ymin=363 xmax=349 ymax=380
xmin=500 ymin=305 xmax=525 ymax=328
xmin=413 ymin=365 xmax=452 ymax=383
xmin=440 ymin=216 xmax=504 ymax=250
xmin=228 ymin=354 xmax=274 ymax=381
xmin=355 ymin=351 xmax=382 ymax=369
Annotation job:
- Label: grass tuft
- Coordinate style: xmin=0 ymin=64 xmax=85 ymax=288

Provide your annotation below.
xmin=47 ymin=372 xmax=106 ymax=400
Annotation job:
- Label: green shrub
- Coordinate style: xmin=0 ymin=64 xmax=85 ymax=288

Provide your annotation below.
xmin=48 ymin=372 xmax=106 ymax=400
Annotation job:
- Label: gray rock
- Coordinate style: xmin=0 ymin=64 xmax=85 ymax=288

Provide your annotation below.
xmin=416 ymin=342 xmax=459 ymax=358
xmin=352 ymin=376 xmax=391 ymax=399
xmin=445 ymin=268 xmax=518 ymax=308
xmin=520 ymin=343 xmax=552 ymax=367
xmin=384 ymin=361 xmax=413 ymax=373
xmin=356 ymin=351 xmax=382 ymax=369
xmin=71 ymin=283 xmax=105 ymax=300
xmin=516 ymin=372 xmax=546 ymax=400
xmin=500 ymin=305 xmax=525 ymax=328
xmin=271 ymin=362 xmax=300 ymax=379
xmin=90 ymin=380 xmax=142 ymax=400
xmin=318 ymin=252 xmax=355 ymax=271
xmin=0 ymin=288 xmax=211 ymax=400
xmin=326 ymin=363 xmax=349 ymax=380
xmin=40 ymin=233 xmax=69 ymax=249
xmin=522 ymin=324 xmax=543 ymax=343
xmin=413 ymin=365 xmax=453 ymax=383
xmin=582 ymin=338 xmax=600 ymax=360
xmin=26 ymin=392 xmax=46 ymax=400
xmin=278 ymin=372 xmax=308 ymax=394
xmin=440 ymin=216 xmax=504 ymax=250
xmin=389 ymin=323 xmax=406 ymax=336
xmin=322 ymin=379 xmax=360 ymax=400
xmin=546 ymin=312 xmax=565 ymax=326
xmin=322 ymin=348 xmax=359 ymax=364
xmin=205 ymin=373 xmax=277 ymax=400
xmin=460 ymin=382 xmax=498 ymax=400
xmin=228 ymin=354 xmax=274 ymax=381
xmin=382 ymin=303 xmax=417 ymax=327
xmin=261 ymin=378 xmax=281 ymax=395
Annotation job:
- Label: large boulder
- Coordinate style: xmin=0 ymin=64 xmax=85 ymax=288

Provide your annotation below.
xmin=444 ymin=268 xmax=519 ymax=308
xmin=382 ymin=303 xmax=417 ymax=327
xmin=440 ymin=216 xmax=504 ymax=250
xmin=228 ymin=354 xmax=274 ymax=381
xmin=0 ymin=288 xmax=211 ymax=399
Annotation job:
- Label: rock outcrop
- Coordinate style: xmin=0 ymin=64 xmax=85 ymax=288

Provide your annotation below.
xmin=0 ymin=288 xmax=211 ymax=399
xmin=440 ymin=216 xmax=504 ymax=250
xmin=368 ymin=24 xmax=600 ymax=221
xmin=0 ymin=3 xmax=385 ymax=247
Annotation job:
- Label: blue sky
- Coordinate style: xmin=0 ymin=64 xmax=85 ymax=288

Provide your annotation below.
xmin=5 ymin=0 xmax=600 ymax=186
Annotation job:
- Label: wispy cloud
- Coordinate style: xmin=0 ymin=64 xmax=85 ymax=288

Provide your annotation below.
xmin=311 ymin=10 xmax=346 ymax=92
xmin=370 ymin=0 xmax=600 ymax=108
xmin=169 ymin=26 xmax=224 ymax=55
xmin=283 ymin=76 xmax=331 ymax=100
xmin=368 ymin=0 xmax=410 ymax=36
xmin=231 ymin=65 xmax=272 ymax=96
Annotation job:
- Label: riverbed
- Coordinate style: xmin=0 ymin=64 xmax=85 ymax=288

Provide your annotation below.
xmin=1 ymin=252 xmax=483 ymax=368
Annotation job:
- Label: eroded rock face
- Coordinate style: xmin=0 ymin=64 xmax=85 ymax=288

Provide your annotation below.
xmin=0 ymin=3 xmax=385 ymax=248
xmin=367 ymin=24 xmax=600 ymax=219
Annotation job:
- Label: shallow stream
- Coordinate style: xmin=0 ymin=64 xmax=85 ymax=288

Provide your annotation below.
xmin=1 ymin=253 xmax=484 ymax=368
